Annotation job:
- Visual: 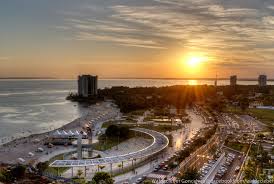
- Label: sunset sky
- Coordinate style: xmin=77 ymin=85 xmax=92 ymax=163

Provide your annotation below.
xmin=1 ymin=0 xmax=274 ymax=79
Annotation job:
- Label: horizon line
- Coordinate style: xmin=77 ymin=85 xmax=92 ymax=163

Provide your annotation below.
xmin=0 ymin=77 xmax=274 ymax=81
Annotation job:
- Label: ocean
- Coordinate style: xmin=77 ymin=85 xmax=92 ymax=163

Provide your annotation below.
xmin=0 ymin=79 xmax=272 ymax=143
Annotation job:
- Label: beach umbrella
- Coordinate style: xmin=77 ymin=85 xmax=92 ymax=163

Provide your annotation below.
xmin=18 ymin=158 xmax=25 ymax=163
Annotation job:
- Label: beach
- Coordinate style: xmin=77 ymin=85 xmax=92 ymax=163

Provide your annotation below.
xmin=0 ymin=101 xmax=119 ymax=165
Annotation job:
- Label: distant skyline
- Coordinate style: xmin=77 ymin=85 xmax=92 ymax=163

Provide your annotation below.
xmin=1 ymin=0 xmax=274 ymax=78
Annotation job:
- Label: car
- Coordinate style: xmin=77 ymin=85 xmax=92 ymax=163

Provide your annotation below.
xmin=136 ymin=178 xmax=143 ymax=183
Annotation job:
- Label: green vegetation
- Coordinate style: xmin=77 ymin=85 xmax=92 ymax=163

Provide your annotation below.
xmin=36 ymin=161 xmax=49 ymax=174
xmin=176 ymin=125 xmax=217 ymax=163
xmin=71 ymin=169 xmax=88 ymax=184
xmin=37 ymin=153 xmax=70 ymax=175
xmin=66 ymin=92 xmax=103 ymax=104
xmin=91 ymin=172 xmax=114 ymax=184
xmin=93 ymin=125 xmax=134 ymax=151
xmin=243 ymin=144 xmax=273 ymax=181
xmin=100 ymin=86 xmax=216 ymax=113
xmin=226 ymin=106 xmax=274 ymax=128
xmin=248 ymin=108 xmax=274 ymax=127
xmin=179 ymin=168 xmax=200 ymax=181
xmin=105 ymin=125 xmax=130 ymax=138
xmin=126 ymin=109 xmax=146 ymax=116
xmin=143 ymin=180 xmax=154 ymax=184
xmin=225 ymin=142 xmax=249 ymax=153
xmin=0 ymin=165 xmax=26 ymax=183
xmin=136 ymin=124 xmax=182 ymax=132
xmin=102 ymin=120 xmax=120 ymax=128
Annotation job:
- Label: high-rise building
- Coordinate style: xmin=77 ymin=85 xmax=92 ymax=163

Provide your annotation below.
xmin=258 ymin=75 xmax=267 ymax=87
xmin=215 ymin=74 xmax=218 ymax=87
xmin=78 ymin=75 xmax=98 ymax=97
xmin=230 ymin=75 xmax=237 ymax=86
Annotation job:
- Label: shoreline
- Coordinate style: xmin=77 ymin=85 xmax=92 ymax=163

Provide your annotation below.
xmin=0 ymin=101 xmax=118 ymax=165
xmin=0 ymin=116 xmax=83 ymax=165
xmin=0 ymin=116 xmax=81 ymax=147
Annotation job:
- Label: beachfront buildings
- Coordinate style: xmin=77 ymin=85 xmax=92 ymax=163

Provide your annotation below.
xmin=258 ymin=75 xmax=267 ymax=87
xmin=78 ymin=75 xmax=98 ymax=97
xmin=230 ymin=75 xmax=237 ymax=86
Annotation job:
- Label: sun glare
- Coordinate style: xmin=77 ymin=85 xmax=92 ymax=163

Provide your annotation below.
xmin=181 ymin=53 xmax=208 ymax=74
xmin=186 ymin=56 xmax=204 ymax=68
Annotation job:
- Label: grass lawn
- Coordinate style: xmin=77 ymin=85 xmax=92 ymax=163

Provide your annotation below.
xmin=93 ymin=130 xmax=136 ymax=151
xmin=225 ymin=141 xmax=249 ymax=153
xmin=248 ymin=108 xmax=274 ymax=127
xmin=226 ymin=106 xmax=274 ymax=128
xmin=136 ymin=124 xmax=181 ymax=132
xmin=126 ymin=109 xmax=146 ymax=116
xmin=93 ymin=136 xmax=121 ymax=151
xmin=45 ymin=154 xmax=69 ymax=175
xmin=102 ymin=120 xmax=119 ymax=128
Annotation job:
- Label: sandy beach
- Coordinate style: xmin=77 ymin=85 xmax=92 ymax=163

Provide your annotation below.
xmin=0 ymin=101 xmax=119 ymax=165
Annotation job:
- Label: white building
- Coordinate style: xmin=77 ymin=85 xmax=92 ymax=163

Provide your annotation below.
xmin=78 ymin=75 xmax=98 ymax=97
xmin=258 ymin=75 xmax=267 ymax=87
xmin=230 ymin=75 xmax=237 ymax=86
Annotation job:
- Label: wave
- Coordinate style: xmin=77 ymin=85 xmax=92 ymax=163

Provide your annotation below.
xmin=0 ymin=90 xmax=72 ymax=96
xmin=25 ymin=101 xmax=71 ymax=107
xmin=0 ymin=107 xmax=18 ymax=114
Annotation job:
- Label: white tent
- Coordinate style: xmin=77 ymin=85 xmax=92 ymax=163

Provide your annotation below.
xmin=69 ymin=130 xmax=74 ymax=135
xmin=28 ymin=152 xmax=34 ymax=157
xmin=18 ymin=158 xmax=25 ymax=163
xmin=37 ymin=147 xmax=44 ymax=152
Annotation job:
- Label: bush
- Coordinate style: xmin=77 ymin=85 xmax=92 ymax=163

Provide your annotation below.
xmin=105 ymin=125 xmax=130 ymax=138
xmin=91 ymin=172 xmax=114 ymax=184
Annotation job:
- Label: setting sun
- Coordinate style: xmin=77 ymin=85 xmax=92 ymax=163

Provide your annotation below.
xmin=181 ymin=53 xmax=208 ymax=74
xmin=186 ymin=56 xmax=204 ymax=68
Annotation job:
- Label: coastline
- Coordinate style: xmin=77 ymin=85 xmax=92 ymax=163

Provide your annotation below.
xmin=0 ymin=101 xmax=118 ymax=165
xmin=0 ymin=116 xmax=82 ymax=165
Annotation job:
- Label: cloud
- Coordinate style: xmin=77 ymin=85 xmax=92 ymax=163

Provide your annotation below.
xmin=56 ymin=0 xmax=274 ymax=67
xmin=0 ymin=57 xmax=9 ymax=61
xmin=75 ymin=31 xmax=166 ymax=49
xmin=267 ymin=6 xmax=274 ymax=10
xmin=263 ymin=16 xmax=274 ymax=25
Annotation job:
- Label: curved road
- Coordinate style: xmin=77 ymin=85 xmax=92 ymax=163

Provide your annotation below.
xmin=50 ymin=128 xmax=169 ymax=168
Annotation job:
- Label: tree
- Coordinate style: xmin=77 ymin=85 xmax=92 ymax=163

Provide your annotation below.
xmin=36 ymin=161 xmax=49 ymax=174
xmin=91 ymin=172 xmax=114 ymax=184
xmin=119 ymin=127 xmax=129 ymax=138
xmin=105 ymin=125 xmax=119 ymax=137
xmin=239 ymin=97 xmax=249 ymax=112
xmin=117 ymin=164 xmax=122 ymax=172
xmin=11 ymin=165 xmax=26 ymax=179
xmin=208 ymin=98 xmax=225 ymax=112
xmin=77 ymin=169 xmax=84 ymax=178
xmin=143 ymin=180 xmax=153 ymax=184
xmin=0 ymin=169 xmax=14 ymax=183
xmin=180 ymin=168 xmax=200 ymax=181
xmin=98 ymin=165 xmax=105 ymax=171
xmin=0 ymin=165 xmax=26 ymax=183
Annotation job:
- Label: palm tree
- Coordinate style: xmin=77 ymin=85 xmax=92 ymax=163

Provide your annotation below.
xmin=179 ymin=168 xmax=200 ymax=181
xmin=77 ymin=169 xmax=83 ymax=178
xmin=97 ymin=165 xmax=105 ymax=172
xmin=91 ymin=172 xmax=114 ymax=184
xmin=118 ymin=164 xmax=122 ymax=172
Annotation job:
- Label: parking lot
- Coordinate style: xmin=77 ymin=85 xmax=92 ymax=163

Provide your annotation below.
xmin=199 ymin=151 xmax=242 ymax=183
